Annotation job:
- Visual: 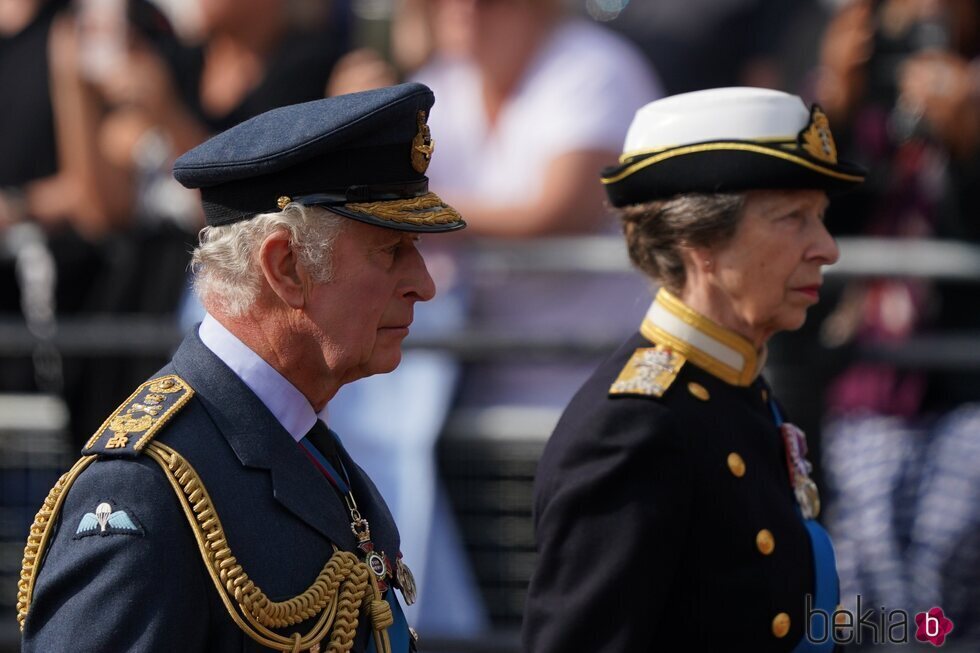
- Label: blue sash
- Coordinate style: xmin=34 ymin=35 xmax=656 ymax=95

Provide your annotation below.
xmin=792 ymin=518 xmax=839 ymax=653
xmin=769 ymin=393 xmax=839 ymax=652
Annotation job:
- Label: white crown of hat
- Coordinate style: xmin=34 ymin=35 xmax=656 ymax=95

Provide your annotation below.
xmin=622 ymin=87 xmax=811 ymax=156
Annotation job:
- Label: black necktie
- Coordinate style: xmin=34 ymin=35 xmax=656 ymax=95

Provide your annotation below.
xmin=304 ymin=419 xmax=346 ymax=479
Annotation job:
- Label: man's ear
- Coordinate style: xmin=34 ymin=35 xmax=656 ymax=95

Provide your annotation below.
xmin=258 ymin=231 xmax=306 ymax=309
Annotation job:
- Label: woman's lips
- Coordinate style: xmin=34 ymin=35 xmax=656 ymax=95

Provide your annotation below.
xmin=793 ymin=285 xmax=821 ymax=300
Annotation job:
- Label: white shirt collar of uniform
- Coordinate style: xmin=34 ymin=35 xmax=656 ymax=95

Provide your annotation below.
xmin=198 ymin=313 xmax=328 ymax=441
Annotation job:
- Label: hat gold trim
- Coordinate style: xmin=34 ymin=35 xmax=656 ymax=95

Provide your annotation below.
xmin=602 ymin=142 xmax=865 ymax=186
xmin=619 ymin=136 xmax=797 ymax=163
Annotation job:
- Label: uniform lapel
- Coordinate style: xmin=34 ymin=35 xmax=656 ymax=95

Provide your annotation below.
xmin=171 ymin=329 xmax=357 ymax=551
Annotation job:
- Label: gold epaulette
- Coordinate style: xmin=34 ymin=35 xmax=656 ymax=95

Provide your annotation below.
xmin=83 ymin=374 xmax=194 ymax=457
xmin=609 ymin=345 xmax=686 ymax=398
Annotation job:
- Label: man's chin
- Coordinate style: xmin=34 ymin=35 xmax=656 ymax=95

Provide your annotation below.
xmin=365 ymin=350 xmax=404 ymax=377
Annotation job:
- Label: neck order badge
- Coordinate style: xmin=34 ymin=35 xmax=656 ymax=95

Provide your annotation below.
xmin=299 ymin=422 xmax=417 ymax=606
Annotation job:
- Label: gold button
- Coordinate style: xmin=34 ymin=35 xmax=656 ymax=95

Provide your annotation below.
xmin=687 ymin=382 xmax=710 ymax=401
xmin=772 ymin=612 xmax=790 ymax=638
xmin=756 ymin=529 xmax=775 ymax=555
xmin=277 ymin=195 xmax=292 ymax=210
xmin=727 ymin=452 xmax=746 ymax=478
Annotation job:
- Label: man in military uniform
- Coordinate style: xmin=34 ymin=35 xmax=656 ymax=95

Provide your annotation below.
xmin=522 ymin=88 xmax=864 ymax=651
xmin=18 ymin=82 xmax=464 ymax=652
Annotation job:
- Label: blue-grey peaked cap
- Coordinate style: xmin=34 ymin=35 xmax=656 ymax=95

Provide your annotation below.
xmin=173 ymin=82 xmax=465 ymax=232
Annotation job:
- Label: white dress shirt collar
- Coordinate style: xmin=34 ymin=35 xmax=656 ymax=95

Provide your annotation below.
xmin=198 ymin=313 xmax=328 ymax=442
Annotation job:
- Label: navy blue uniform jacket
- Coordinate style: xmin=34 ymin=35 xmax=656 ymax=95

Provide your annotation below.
xmin=523 ymin=325 xmax=820 ymax=652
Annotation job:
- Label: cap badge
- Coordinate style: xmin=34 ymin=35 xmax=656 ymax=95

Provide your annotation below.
xmin=411 ymin=110 xmax=435 ymax=173
xmin=799 ymin=106 xmax=838 ymax=165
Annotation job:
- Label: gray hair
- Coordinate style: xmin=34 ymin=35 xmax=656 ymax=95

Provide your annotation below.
xmin=191 ymin=203 xmax=346 ymax=316
xmin=619 ymin=193 xmax=745 ymax=294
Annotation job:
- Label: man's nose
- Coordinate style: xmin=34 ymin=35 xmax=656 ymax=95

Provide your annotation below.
xmin=404 ymin=247 xmax=436 ymax=302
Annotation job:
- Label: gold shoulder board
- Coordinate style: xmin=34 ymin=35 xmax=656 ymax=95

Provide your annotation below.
xmin=609 ymin=345 xmax=686 ymax=398
xmin=83 ymin=374 xmax=194 ymax=457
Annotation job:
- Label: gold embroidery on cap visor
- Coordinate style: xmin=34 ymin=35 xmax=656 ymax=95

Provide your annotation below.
xmin=345 ymin=191 xmax=462 ymax=227
xmin=602 ymin=141 xmax=864 ymax=186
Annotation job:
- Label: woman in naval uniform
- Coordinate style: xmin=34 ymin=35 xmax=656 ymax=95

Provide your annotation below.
xmin=523 ymin=87 xmax=865 ymax=653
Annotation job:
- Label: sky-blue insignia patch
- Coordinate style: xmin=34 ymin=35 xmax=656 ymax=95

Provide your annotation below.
xmin=73 ymin=501 xmax=144 ymax=539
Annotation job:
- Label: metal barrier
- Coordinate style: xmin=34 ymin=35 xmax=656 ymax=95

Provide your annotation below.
xmin=3 ymin=236 xmax=980 ymax=652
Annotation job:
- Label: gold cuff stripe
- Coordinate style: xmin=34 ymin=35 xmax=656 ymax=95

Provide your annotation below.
xmin=346 ymin=191 xmax=462 ymax=226
xmin=602 ymin=142 xmax=865 ymax=185
xmin=17 ymin=455 xmax=97 ymax=630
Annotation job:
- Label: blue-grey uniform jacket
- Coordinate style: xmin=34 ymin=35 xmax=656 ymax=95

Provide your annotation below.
xmin=21 ymin=329 xmax=406 ymax=651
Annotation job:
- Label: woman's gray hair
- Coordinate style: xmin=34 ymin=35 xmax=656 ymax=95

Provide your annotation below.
xmin=619 ymin=193 xmax=745 ymax=294
xmin=191 ymin=203 xmax=345 ymax=316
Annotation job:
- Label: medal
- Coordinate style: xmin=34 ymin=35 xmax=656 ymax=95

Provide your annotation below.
xmin=780 ymin=422 xmax=821 ymax=519
xmin=347 ymin=495 xmax=391 ymax=592
xmin=395 ymin=556 xmax=417 ymax=605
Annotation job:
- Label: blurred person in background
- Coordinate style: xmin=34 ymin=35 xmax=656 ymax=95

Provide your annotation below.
xmin=591 ymin=0 xmax=815 ymax=95
xmin=0 ymin=0 xmax=184 ymax=450
xmin=525 ymin=87 xmax=864 ymax=652
xmin=807 ymin=0 xmax=980 ymax=647
xmin=1 ymin=0 xmax=396 ymax=450
xmin=324 ymin=0 xmax=661 ymax=637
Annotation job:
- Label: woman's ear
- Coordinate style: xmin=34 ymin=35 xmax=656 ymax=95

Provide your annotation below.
xmin=258 ymin=231 xmax=307 ymax=309
xmin=680 ymin=244 xmax=714 ymax=276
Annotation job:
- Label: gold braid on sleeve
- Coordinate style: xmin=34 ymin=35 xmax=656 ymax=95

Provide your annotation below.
xmin=142 ymin=441 xmax=393 ymax=653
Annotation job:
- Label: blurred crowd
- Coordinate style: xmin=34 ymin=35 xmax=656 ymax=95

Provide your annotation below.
xmin=1 ymin=0 xmax=979 ymax=648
